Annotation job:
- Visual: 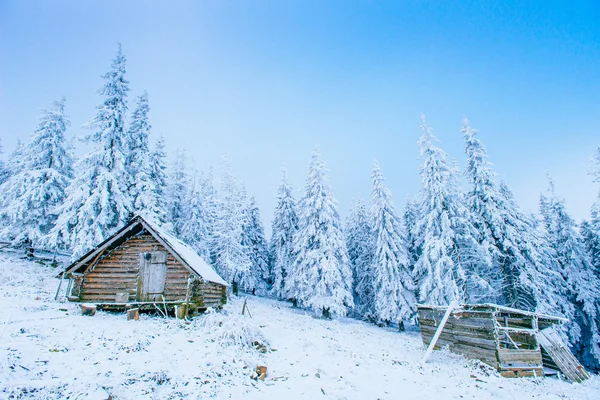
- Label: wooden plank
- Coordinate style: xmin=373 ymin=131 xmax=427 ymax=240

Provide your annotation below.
xmin=422 ymin=301 xmax=458 ymax=363
xmin=498 ymin=349 xmax=542 ymax=365
xmin=537 ymin=327 xmax=590 ymax=383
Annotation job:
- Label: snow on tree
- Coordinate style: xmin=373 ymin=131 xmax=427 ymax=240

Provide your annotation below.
xmin=463 ymin=117 xmax=563 ymax=311
xmin=345 ymin=198 xmax=376 ymax=319
xmin=0 ymin=137 xmax=8 ymax=185
xmin=180 ymin=169 xmax=212 ymax=260
xmin=49 ymin=45 xmax=132 ymax=257
xmin=211 ymin=156 xmax=252 ymax=287
xmin=148 ymin=135 xmax=169 ymax=226
xmin=403 ymin=197 xmax=419 ymax=266
xmin=240 ymin=196 xmax=270 ymax=295
xmin=0 ymin=98 xmax=74 ymax=246
xmin=270 ymin=168 xmax=299 ymax=299
xmin=581 ymin=219 xmax=600 ymax=278
xmin=167 ymin=148 xmax=190 ymax=237
xmin=370 ymin=160 xmax=416 ymax=325
xmin=413 ymin=116 xmax=495 ymax=306
xmin=126 ymin=91 xmax=161 ymax=221
xmin=540 ymin=177 xmax=600 ymax=370
xmin=285 ymin=148 xmax=353 ymax=318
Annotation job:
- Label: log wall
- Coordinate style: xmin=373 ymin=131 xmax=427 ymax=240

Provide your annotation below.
xmin=73 ymin=232 xmax=226 ymax=308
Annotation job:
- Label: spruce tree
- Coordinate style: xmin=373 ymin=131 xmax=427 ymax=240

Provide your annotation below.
xmin=285 ymin=148 xmax=353 ymax=318
xmin=540 ymin=178 xmax=600 ymax=370
xmin=167 ymin=148 xmax=189 ymax=237
xmin=148 ymin=135 xmax=169 ymax=226
xmin=180 ymin=170 xmax=212 ymax=260
xmin=413 ymin=116 xmax=491 ymax=306
xmin=211 ymin=156 xmax=251 ymax=286
xmin=345 ymin=198 xmax=376 ymax=319
xmin=270 ymin=169 xmax=299 ymax=299
xmin=403 ymin=197 xmax=419 ymax=266
xmin=241 ymin=196 xmax=271 ymax=295
xmin=127 ymin=91 xmax=159 ymax=220
xmin=370 ymin=160 xmax=415 ymax=325
xmin=463 ymin=117 xmax=563 ymax=311
xmin=0 ymin=98 xmax=74 ymax=246
xmin=50 ymin=45 xmax=132 ymax=257
xmin=0 ymin=137 xmax=8 ymax=185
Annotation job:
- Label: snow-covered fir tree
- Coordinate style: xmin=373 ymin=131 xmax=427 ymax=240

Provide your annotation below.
xmin=345 ymin=198 xmax=376 ymax=319
xmin=148 ymin=135 xmax=169 ymax=226
xmin=240 ymin=196 xmax=270 ymax=295
xmin=0 ymin=137 xmax=8 ymax=185
xmin=285 ymin=148 xmax=353 ymax=318
xmin=167 ymin=148 xmax=190 ymax=237
xmin=413 ymin=116 xmax=494 ymax=306
xmin=211 ymin=156 xmax=251 ymax=287
xmin=0 ymin=98 xmax=74 ymax=246
xmin=179 ymin=169 xmax=213 ymax=260
xmin=270 ymin=168 xmax=299 ymax=299
xmin=540 ymin=178 xmax=600 ymax=370
xmin=581 ymin=219 xmax=600 ymax=278
xmin=403 ymin=197 xmax=419 ymax=266
xmin=126 ymin=91 xmax=160 ymax=220
xmin=463 ymin=117 xmax=567 ymax=311
xmin=49 ymin=45 xmax=132 ymax=256
xmin=370 ymin=160 xmax=416 ymax=325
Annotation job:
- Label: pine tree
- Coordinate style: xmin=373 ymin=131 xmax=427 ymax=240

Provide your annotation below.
xmin=285 ymin=148 xmax=353 ymax=318
xmin=270 ymin=169 xmax=299 ymax=299
xmin=148 ymin=135 xmax=169 ymax=226
xmin=127 ymin=91 xmax=159 ymax=220
xmin=370 ymin=160 xmax=416 ymax=325
xmin=50 ymin=45 xmax=132 ymax=257
xmin=540 ymin=178 xmax=600 ymax=370
xmin=241 ymin=196 xmax=270 ymax=295
xmin=167 ymin=148 xmax=189 ymax=237
xmin=211 ymin=156 xmax=251 ymax=286
xmin=0 ymin=98 xmax=74 ymax=246
xmin=463 ymin=117 xmax=563 ymax=311
xmin=345 ymin=198 xmax=376 ymax=319
xmin=413 ymin=116 xmax=492 ymax=306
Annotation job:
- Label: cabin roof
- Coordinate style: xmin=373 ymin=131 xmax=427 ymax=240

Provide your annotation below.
xmin=416 ymin=303 xmax=566 ymax=322
xmin=66 ymin=215 xmax=228 ymax=287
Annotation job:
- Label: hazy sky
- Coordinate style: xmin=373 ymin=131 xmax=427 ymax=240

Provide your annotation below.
xmin=1 ymin=1 xmax=599 ymax=228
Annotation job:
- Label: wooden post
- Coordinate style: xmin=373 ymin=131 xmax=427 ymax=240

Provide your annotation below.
xmin=54 ymin=269 xmax=67 ymax=301
xmin=422 ymin=300 xmax=458 ymax=363
xmin=127 ymin=308 xmax=140 ymax=321
xmin=175 ymin=304 xmax=188 ymax=319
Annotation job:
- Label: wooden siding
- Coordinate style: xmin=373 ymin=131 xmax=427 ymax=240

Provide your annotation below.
xmin=75 ymin=232 xmax=226 ymax=308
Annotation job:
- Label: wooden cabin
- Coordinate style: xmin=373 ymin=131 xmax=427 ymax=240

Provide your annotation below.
xmin=417 ymin=304 xmax=590 ymax=382
xmin=64 ymin=215 xmax=228 ymax=315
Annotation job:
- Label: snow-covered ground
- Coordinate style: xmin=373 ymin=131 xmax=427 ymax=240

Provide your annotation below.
xmin=1 ymin=254 xmax=599 ymax=399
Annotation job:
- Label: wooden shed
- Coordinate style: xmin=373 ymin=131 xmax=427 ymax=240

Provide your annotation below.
xmin=418 ymin=304 xmax=590 ymax=382
xmin=63 ymin=215 xmax=228 ymax=315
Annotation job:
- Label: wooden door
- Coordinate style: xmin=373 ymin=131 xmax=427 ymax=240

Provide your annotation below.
xmin=137 ymin=251 xmax=167 ymax=301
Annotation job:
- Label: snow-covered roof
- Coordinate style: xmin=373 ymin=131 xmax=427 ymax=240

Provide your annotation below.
xmin=141 ymin=217 xmax=228 ymax=287
xmin=67 ymin=215 xmax=228 ymax=287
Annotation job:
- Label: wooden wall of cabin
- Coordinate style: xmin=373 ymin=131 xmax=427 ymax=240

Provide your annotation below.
xmin=418 ymin=308 xmax=499 ymax=368
xmin=72 ymin=232 xmax=225 ymax=308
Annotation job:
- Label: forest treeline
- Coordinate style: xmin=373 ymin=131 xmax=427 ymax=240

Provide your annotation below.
xmin=1 ymin=45 xmax=599 ymax=371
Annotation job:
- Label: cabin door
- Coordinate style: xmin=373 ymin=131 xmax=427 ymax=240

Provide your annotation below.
xmin=137 ymin=251 xmax=167 ymax=301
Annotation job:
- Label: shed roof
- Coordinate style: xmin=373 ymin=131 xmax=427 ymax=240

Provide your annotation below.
xmin=66 ymin=215 xmax=228 ymax=287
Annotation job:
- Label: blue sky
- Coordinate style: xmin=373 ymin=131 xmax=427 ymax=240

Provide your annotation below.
xmin=1 ymin=1 xmax=599 ymax=226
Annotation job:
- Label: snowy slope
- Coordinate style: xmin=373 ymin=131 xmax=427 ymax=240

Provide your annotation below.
xmin=1 ymin=254 xmax=599 ymax=399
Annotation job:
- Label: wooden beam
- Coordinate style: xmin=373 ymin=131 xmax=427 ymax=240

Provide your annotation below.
xmin=422 ymin=300 xmax=458 ymax=363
